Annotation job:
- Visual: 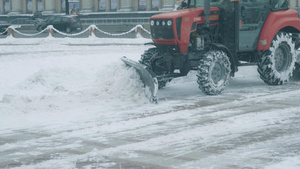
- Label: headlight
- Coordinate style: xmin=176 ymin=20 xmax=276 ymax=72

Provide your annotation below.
xmin=156 ymin=21 xmax=160 ymax=26
xmin=167 ymin=20 xmax=172 ymax=26
xmin=162 ymin=20 xmax=166 ymax=26
xmin=150 ymin=20 xmax=154 ymax=26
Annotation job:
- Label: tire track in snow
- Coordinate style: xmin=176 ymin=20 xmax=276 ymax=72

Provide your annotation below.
xmin=93 ymin=107 xmax=300 ymax=168
xmin=1 ymin=92 xmax=299 ymax=168
xmin=2 ymin=86 xmax=296 ymax=147
xmin=176 ymin=132 xmax=300 ymax=169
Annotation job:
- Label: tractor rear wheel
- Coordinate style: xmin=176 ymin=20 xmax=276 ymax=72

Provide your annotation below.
xmin=257 ymin=32 xmax=296 ymax=85
xmin=197 ymin=50 xmax=231 ymax=95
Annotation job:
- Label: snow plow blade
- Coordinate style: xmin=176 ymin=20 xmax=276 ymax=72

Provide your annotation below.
xmin=121 ymin=56 xmax=158 ymax=103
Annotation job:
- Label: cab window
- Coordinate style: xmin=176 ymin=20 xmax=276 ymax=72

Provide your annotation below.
xmin=189 ymin=0 xmax=204 ymax=8
xmin=271 ymin=0 xmax=289 ymax=10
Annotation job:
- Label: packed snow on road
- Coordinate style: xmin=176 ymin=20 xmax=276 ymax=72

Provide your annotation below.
xmin=0 ymin=37 xmax=299 ymax=169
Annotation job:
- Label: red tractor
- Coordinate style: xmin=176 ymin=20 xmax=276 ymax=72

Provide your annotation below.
xmin=122 ymin=0 xmax=300 ymax=102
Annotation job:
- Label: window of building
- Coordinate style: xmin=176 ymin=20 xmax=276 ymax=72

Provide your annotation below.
xmin=4 ymin=0 xmax=10 ymax=14
xmin=61 ymin=0 xmax=66 ymax=13
xmin=139 ymin=0 xmax=147 ymax=10
xmin=69 ymin=1 xmax=80 ymax=15
xmin=99 ymin=0 xmax=106 ymax=11
xmin=271 ymin=0 xmax=289 ymax=9
xmin=37 ymin=0 xmax=44 ymax=12
xmin=152 ymin=0 xmax=159 ymax=10
xmin=26 ymin=0 xmax=33 ymax=14
xmin=110 ymin=0 xmax=118 ymax=11
xmin=61 ymin=0 xmax=80 ymax=14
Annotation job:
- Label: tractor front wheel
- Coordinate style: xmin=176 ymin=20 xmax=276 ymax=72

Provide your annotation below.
xmin=197 ymin=50 xmax=231 ymax=95
xmin=140 ymin=48 xmax=171 ymax=89
xmin=257 ymin=32 xmax=296 ymax=85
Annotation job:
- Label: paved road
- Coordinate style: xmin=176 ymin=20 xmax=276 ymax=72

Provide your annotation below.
xmin=0 ymin=42 xmax=299 ymax=168
xmin=1 ymin=86 xmax=300 ymax=168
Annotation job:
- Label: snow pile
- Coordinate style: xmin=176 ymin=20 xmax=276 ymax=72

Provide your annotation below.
xmin=0 ymin=60 xmax=148 ymax=111
xmin=0 ymin=37 xmax=152 ymax=131
xmin=94 ymin=62 xmax=148 ymax=102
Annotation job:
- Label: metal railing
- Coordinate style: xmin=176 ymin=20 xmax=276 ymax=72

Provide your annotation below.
xmin=2 ymin=24 xmax=150 ymax=38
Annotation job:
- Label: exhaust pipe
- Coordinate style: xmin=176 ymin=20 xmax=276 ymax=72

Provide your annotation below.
xmin=204 ymin=0 xmax=210 ymax=26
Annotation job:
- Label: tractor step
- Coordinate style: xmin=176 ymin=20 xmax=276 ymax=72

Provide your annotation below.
xmin=238 ymin=62 xmax=257 ymax=66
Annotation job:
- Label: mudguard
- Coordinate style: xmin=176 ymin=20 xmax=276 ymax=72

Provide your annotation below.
xmin=257 ymin=9 xmax=300 ymax=51
xmin=121 ymin=56 xmax=158 ymax=103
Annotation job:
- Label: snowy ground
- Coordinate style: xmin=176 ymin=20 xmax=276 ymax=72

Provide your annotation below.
xmin=0 ymin=37 xmax=299 ymax=169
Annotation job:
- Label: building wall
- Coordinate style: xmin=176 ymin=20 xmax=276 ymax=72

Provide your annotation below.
xmin=0 ymin=0 xmax=299 ymax=15
xmin=0 ymin=0 xmax=180 ymax=14
xmin=290 ymin=0 xmax=300 ymax=8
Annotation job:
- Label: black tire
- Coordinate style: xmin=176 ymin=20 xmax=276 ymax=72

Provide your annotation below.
xmin=37 ymin=26 xmax=43 ymax=32
xmin=197 ymin=50 xmax=231 ymax=95
xmin=292 ymin=63 xmax=300 ymax=80
xmin=140 ymin=48 xmax=160 ymax=67
xmin=157 ymin=78 xmax=172 ymax=89
xmin=140 ymin=48 xmax=171 ymax=89
xmin=257 ymin=32 xmax=296 ymax=85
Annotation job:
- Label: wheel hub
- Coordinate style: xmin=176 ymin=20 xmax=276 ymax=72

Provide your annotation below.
xmin=211 ymin=62 xmax=224 ymax=84
xmin=274 ymin=44 xmax=290 ymax=72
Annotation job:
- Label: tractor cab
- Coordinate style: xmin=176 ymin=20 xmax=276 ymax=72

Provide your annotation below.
xmin=180 ymin=0 xmax=289 ymax=10
xmin=178 ymin=0 xmax=289 ymax=52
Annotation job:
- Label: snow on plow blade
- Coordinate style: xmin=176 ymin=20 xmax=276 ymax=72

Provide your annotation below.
xmin=121 ymin=56 xmax=158 ymax=103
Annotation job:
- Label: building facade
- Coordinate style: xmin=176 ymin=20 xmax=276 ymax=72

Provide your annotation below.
xmin=0 ymin=0 xmax=181 ymax=15
xmin=290 ymin=0 xmax=300 ymax=8
xmin=0 ymin=0 xmax=299 ymax=15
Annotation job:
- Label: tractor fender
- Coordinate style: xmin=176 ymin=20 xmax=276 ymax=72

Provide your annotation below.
xmin=208 ymin=43 xmax=238 ymax=75
xmin=257 ymin=9 xmax=300 ymax=51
